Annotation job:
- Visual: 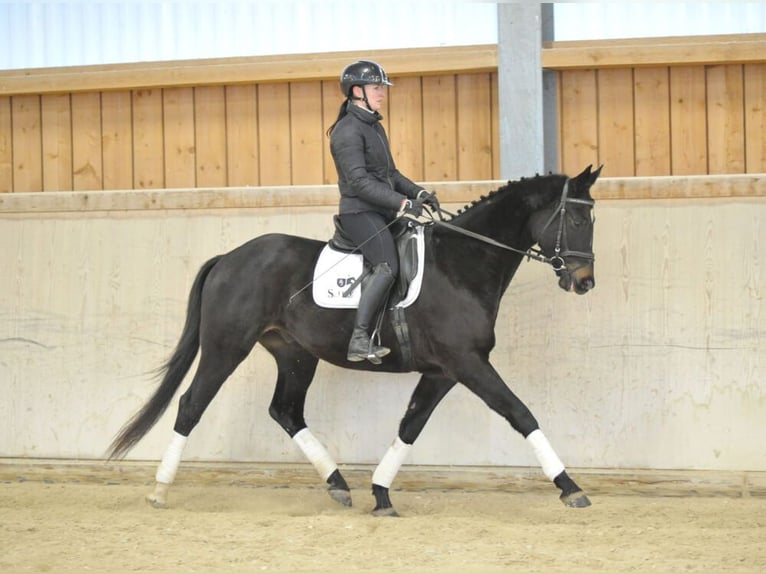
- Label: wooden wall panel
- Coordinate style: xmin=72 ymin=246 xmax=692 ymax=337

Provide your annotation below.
xmin=1 ymin=39 xmax=763 ymax=194
xmin=707 ymin=65 xmax=746 ymax=174
xmin=670 ymin=67 xmax=708 ymax=175
xmin=101 ymin=91 xmax=133 ymax=190
xmin=559 ymin=70 xmax=598 ymax=176
xmin=422 ymin=75 xmax=457 ymax=181
xmin=11 ymin=95 xmax=42 ymax=192
xmin=71 ymin=92 xmax=103 ymax=191
xmin=596 ymin=68 xmax=635 ymax=177
xmin=0 ymin=97 xmax=11 ymax=192
xmin=289 ymin=82 xmax=324 ymax=186
xmin=41 ymin=94 xmax=73 ymax=192
xmin=257 ymin=84 xmax=291 ymax=185
xmin=388 ymin=76 xmax=424 ymax=182
xmin=634 ymin=68 xmax=670 ymax=176
xmin=225 ymin=84 xmax=259 ymax=187
xmin=132 ymin=89 xmax=164 ymax=189
xmin=456 ymin=74 xmax=492 ymax=181
xmin=163 ymin=88 xmax=196 ymax=189
xmin=320 ymin=80 xmax=339 ymax=185
xmin=194 ymin=86 xmax=227 ymax=187
xmin=744 ymin=63 xmax=765 ymax=173
xmin=490 ymin=72 xmax=500 ymax=179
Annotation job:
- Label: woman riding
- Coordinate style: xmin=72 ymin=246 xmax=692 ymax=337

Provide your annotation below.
xmin=327 ymin=60 xmax=437 ymax=363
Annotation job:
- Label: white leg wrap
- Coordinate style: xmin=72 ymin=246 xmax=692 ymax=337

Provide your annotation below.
xmin=527 ymin=429 xmax=566 ymax=481
xmin=292 ymin=428 xmax=337 ymax=481
xmin=372 ymin=437 xmax=412 ymax=489
xmin=155 ymin=431 xmax=188 ymax=485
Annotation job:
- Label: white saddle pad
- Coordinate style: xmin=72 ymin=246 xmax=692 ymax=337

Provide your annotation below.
xmin=312 ymin=226 xmax=425 ymax=309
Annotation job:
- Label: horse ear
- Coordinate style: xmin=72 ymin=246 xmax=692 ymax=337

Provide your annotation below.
xmin=589 ymin=164 xmax=604 ymax=186
xmin=574 ymin=164 xmax=603 ymax=187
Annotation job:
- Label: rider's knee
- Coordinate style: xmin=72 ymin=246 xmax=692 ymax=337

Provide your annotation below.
xmin=373 ymin=262 xmax=394 ymax=277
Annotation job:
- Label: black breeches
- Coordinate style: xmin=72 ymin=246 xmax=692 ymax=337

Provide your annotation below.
xmin=338 ymin=212 xmax=399 ymax=277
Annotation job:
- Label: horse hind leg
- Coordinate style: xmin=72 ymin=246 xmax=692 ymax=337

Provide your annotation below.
xmin=147 ymin=343 xmax=250 ymax=508
xmin=262 ymin=333 xmax=352 ymax=508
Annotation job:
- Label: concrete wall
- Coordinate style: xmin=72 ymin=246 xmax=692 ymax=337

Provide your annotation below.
xmin=1 ymin=192 xmax=764 ymax=472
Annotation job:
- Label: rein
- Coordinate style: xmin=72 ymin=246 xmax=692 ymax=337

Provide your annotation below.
xmin=427 ymin=178 xmax=594 ymax=271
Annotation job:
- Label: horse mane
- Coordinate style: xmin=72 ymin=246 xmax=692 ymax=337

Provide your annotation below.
xmin=452 ymin=173 xmax=565 ymax=219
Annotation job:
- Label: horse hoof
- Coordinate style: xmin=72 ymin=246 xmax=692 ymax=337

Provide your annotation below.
xmin=145 ymin=493 xmax=168 ymax=509
xmin=145 ymin=482 xmax=169 ymax=509
xmin=329 ymin=488 xmax=353 ymax=507
xmin=561 ymin=492 xmax=592 ymax=508
xmin=371 ymin=507 xmax=400 ymax=517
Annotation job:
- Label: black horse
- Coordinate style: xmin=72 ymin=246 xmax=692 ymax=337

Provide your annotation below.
xmin=109 ymin=165 xmax=602 ymax=515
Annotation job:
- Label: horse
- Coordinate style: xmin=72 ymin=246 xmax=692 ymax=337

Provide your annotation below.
xmin=108 ymin=164 xmax=603 ymax=516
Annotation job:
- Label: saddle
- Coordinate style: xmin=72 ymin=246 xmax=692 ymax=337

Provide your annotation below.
xmin=312 ymin=216 xmax=425 ymax=310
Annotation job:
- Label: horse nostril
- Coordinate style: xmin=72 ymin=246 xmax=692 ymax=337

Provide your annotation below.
xmin=582 ymin=278 xmax=595 ymax=291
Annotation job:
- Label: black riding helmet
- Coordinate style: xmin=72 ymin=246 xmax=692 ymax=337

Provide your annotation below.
xmin=339 ymin=60 xmax=393 ymax=98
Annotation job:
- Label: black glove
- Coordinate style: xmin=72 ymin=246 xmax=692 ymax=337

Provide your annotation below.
xmin=417 ymin=190 xmax=440 ymax=211
xmin=401 ymin=198 xmax=426 ymax=218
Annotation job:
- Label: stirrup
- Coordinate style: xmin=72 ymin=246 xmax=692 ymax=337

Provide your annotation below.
xmin=347 ymin=331 xmax=390 ymax=363
xmin=347 ymin=344 xmax=390 ymax=364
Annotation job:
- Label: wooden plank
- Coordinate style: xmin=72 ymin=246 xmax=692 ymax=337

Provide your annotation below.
xmin=101 ymin=91 xmax=134 ymax=190
xmin=257 ymin=83 xmax=291 ymax=185
xmin=456 ymin=73 xmax=493 ymax=180
xmin=3 ymin=36 xmax=764 ymax=96
xmin=0 ymin=45 xmax=498 ymax=96
xmin=542 ymin=33 xmax=766 ymax=70
xmin=289 ymin=81 xmax=324 ymax=186
xmin=669 ymin=67 xmax=708 ymax=175
xmin=0 ymin=175 xmax=762 ymax=214
xmin=559 ymin=70 xmax=598 ymax=176
xmin=225 ymin=84 xmax=259 ymax=186
xmin=0 ymin=97 xmax=11 ymax=192
xmin=707 ymin=65 xmax=746 ymax=174
xmin=71 ymin=92 xmax=103 ymax=191
xmin=491 ymin=72 xmax=500 ymax=179
xmin=132 ymin=89 xmax=164 ymax=189
xmin=163 ymin=87 xmax=196 ymax=188
xmin=422 ymin=75 xmax=457 ymax=181
xmin=744 ymin=63 xmax=765 ymax=173
xmin=40 ymin=94 xmax=72 ymax=191
xmin=596 ymin=68 xmax=634 ymax=177
xmin=320 ymin=80 xmax=339 ymax=185
xmin=387 ymin=76 xmax=424 ymax=182
xmin=634 ymin=67 xmax=671 ymax=176
xmin=194 ymin=86 xmax=227 ymax=187
xmin=11 ymin=95 xmax=43 ymax=192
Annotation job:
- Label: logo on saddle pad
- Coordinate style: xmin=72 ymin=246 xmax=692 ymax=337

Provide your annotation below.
xmin=312 ymin=226 xmax=425 ymax=309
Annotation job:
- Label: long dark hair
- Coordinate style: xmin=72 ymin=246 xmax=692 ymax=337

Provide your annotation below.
xmin=326 ymin=99 xmax=349 ymax=137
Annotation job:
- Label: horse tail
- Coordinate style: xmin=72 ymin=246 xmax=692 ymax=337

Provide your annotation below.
xmin=107 ymin=255 xmax=223 ymax=459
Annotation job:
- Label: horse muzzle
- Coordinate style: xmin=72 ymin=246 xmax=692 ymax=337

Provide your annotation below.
xmin=556 ymin=262 xmax=595 ymax=294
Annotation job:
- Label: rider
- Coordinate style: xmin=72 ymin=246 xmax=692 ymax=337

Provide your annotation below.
xmin=327 ymin=60 xmax=437 ymax=363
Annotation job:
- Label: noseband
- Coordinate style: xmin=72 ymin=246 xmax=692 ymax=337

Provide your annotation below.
xmin=427 ymin=178 xmax=595 ymax=272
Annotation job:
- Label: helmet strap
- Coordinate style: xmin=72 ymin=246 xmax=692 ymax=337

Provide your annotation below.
xmin=350 ymin=85 xmax=374 ymax=112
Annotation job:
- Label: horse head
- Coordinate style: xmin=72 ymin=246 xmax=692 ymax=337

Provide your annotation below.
xmin=529 ymin=165 xmax=602 ymax=295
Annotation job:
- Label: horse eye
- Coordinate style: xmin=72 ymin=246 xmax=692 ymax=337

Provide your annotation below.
xmin=570 ymin=216 xmax=588 ymax=228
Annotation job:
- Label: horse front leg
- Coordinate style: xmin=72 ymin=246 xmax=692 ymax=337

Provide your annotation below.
xmin=371 ymin=373 xmax=456 ymax=516
xmin=456 ymin=355 xmax=591 ymax=508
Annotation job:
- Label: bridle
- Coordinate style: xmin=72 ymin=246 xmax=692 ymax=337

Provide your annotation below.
xmin=425 ymin=178 xmax=595 ymax=272
xmin=536 ymin=178 xmax=595 ymax=271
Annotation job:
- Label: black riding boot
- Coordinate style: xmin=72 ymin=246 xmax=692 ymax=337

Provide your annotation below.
xmin=347 ymin=263 xmax=395 ymax=363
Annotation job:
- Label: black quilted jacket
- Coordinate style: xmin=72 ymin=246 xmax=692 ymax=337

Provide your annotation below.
xmin=330 ymin=103 xmax=422 ymax=215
